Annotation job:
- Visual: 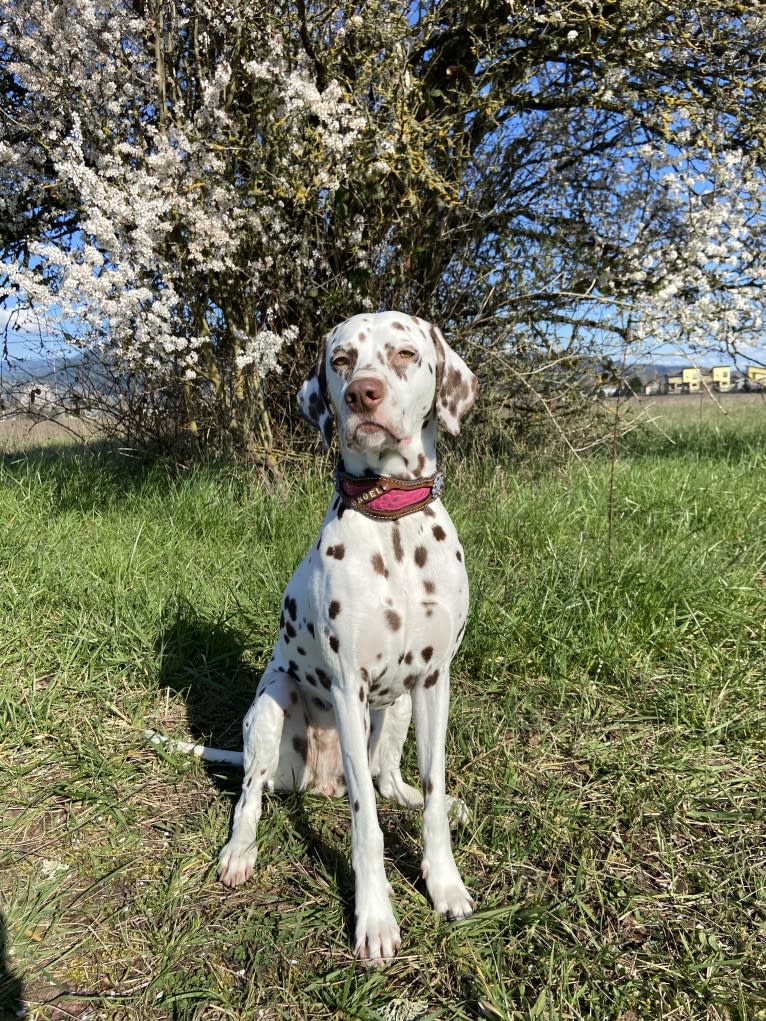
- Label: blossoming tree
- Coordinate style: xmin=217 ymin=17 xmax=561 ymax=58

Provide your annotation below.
xmin=1 ymin=1 xmax=765 ymax=451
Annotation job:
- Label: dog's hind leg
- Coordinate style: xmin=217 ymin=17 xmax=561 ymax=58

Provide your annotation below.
xmin=371 ymin=695 xmax=424 ymax=810
xmin=217 ymin=669 xmax=306 ymax=887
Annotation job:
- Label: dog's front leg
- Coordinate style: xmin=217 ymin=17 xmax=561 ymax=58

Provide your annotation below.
xmin=333 ymin=680 xmax=401 ymax=961
xmin=411 ymin=670 xmax=474 ymax=920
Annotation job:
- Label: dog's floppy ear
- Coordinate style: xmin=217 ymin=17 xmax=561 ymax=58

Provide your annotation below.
xmin=430 ymin=324 xmax=478 ymax=435
xmin=297 ymin=341 xmax=335 ymax=448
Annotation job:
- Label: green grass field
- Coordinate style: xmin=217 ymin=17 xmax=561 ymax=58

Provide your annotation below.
xmin=1 ymin=396 xmax=765 ymax=1020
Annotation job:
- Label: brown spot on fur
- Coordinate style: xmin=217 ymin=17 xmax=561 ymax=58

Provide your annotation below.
xmin=403 ymin=674 xmax=418 ymax=689
xmin=414 ymin=546 xmax=428 ymax=567
xmin=423 ymin=580 xmax=436 ymax=594
xmin=422 ymin=646 xmax=434 ymax=662
xmin=432 ymin=525 xmax=446 ymax=541
xmin=392 ymin=527 xmax=403 ymax=562
xmin=371 ymin=553 xmax=389 ymax=578
xmin=444 ymin=365 xmax=468 ymax=396
xmin=326 ymin=544 xmax=345 ymax=560
xmin=329 ymin=635 xmax=340 ymax=653
xmin=316 ymin=668 xmax=332 ymax=689
xmin=329 ymin=600 xmax=341 ymax=619
xmin=385 ymin=609 xmax=402 ymax=631
xmin=293 ymin=736 xmax=308 ymax=761
xmin=456 ymin=549 xmax=463 ymax=562
xmin=424 ymin=670 xmax=439 ymax=688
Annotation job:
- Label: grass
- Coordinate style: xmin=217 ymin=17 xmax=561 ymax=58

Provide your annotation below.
xmin=1 ymin=397 xmax=765 ymax=1020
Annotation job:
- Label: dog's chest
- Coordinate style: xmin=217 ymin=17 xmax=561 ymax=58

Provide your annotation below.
xmin=276 ymin=501 xmax=469 ymax=706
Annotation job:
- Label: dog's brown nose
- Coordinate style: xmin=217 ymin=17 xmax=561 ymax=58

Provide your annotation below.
xmin=345 ymin=376 xmax=385 ymax=414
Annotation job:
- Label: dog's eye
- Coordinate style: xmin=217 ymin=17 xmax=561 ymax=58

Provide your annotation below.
xmin=331 ymin=354 xmax=349 ymax=370
xmin=398 ymin=350 xmax=416 ymax=361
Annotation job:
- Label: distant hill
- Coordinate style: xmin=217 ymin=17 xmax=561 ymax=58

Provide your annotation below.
xmin=1 ymin=351 xmax=90 ymax=386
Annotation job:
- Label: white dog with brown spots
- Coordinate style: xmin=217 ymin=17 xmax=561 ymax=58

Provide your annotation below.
xmin=188 ymin=311 xmax=476 ymax=960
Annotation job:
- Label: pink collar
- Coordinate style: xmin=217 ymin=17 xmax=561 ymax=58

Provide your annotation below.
xmin=335 ymin=465 xmax=445 ymax=520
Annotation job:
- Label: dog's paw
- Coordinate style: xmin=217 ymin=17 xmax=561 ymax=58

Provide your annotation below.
xmin=424 ymin=867 xmax=474 ymax=921
xmin=354 ymin=903 xmax=401 ymax=962
xmin=376 ymin=772 xmax=424 ymax=811
xmin=217 ymin=841 xmax=257 ymax=888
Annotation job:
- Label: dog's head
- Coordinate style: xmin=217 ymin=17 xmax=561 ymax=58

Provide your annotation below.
xmin=297 ymin=312 xmax=478 ymax=457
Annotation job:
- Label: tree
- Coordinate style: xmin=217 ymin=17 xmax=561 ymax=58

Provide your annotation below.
xmin=1 ymin=1 xmax=765 ymax=453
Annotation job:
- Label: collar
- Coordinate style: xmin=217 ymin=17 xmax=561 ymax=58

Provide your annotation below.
xmin=334 ymin=464 xmax=445 ymax=521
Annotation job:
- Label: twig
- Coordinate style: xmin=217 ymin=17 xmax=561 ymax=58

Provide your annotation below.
xmin=606 ymin=340 xmax=630 ymax=559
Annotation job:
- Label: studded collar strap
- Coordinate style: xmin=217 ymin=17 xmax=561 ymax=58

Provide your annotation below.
xmin=334 ymin=464 xmax=445 ymax=521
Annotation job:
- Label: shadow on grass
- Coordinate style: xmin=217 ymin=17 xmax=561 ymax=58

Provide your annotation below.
xmin=0 ymin=439 xmax=185 ymax=515
xmin=155 ymin=598 xmax=260 ymax=758
xmin=0 ymin=913 xmax=24 ymax=1021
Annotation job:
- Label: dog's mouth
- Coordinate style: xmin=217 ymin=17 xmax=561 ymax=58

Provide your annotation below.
xmin=346 ymin=418 xmax=401 ymax=448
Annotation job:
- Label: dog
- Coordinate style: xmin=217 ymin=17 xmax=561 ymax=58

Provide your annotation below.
xmin=169 ymin=311 xmax=478 ymax=960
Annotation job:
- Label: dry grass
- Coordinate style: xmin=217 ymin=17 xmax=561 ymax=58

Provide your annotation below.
xmin=0 ymin=414 xmax=101 ymax=453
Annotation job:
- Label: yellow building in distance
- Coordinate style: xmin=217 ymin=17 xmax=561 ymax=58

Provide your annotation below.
xmin=666 ymin=367 xmax=702 ymax=393
xmin=665 ymin=365 xmax=733 ymax=393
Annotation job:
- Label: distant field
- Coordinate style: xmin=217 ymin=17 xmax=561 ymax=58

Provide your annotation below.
xmin=1 ymin=413 xmax=765 ymax=1020
xmin=608 ymin=391 xmax=766 ymax=429
xmin=0 ymin=413 xmax=100 ymax=452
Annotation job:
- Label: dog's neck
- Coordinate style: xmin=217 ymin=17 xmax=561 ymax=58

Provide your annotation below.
xmin=338 ymin=420 xmax=437 ymax=481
